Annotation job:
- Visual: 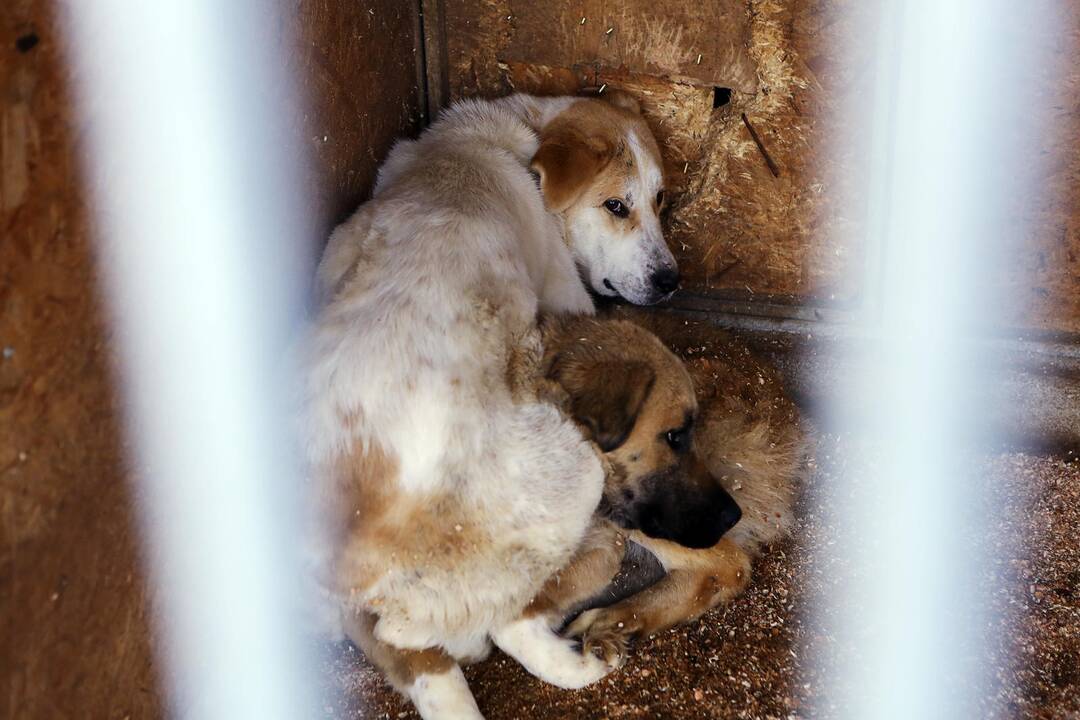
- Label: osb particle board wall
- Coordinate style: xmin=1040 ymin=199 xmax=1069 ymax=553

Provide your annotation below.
xmin=441 ymin=0 xmax=1080 ymax=334
xmin=0 ymin=1 xmax=424 ymax=716
xmin=1 ymin=1 xmax=161 ymax=716
xmin=298 ymin=0 xmax=428 ymax=234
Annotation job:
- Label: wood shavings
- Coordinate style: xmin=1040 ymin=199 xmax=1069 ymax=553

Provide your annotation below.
xmin=321 ymin=437 xmax=1080 ymax=719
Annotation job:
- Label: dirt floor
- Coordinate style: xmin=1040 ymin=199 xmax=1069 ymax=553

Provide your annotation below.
xmin=320 ymin=444 xmax=1080 ymax=719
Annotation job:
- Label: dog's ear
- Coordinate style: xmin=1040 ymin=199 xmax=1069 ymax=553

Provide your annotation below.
xmin=531 ymin=127 xmax=613 ymax=213
xmin=549 ymin=358 xmax=655 ymax=451
xmin=600 ymin=89 xmax=642 ymax=115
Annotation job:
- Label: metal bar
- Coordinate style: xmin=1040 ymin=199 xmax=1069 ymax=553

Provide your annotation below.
xmin=59 ymin=2 xmax=319 ymax=718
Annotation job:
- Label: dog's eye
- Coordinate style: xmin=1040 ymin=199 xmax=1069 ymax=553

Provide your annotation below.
xmin=603 ymin=198 xmax=630 ymax=218
xmin=655 ymin=190 xmax=665 ymax=207
xmin=665 ymin=428 xmax=689 ymax=452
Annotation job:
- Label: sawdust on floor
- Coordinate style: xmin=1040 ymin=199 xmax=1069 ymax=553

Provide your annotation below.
xmin=319 ymin=444 xmax=1080 ymax=719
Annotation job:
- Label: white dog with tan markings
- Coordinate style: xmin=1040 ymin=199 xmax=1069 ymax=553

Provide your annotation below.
xmin=304 ymin=92 xmax=675 ymax=719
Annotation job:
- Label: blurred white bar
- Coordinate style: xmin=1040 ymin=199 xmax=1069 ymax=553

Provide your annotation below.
xmin=60 ymin=2 xmax=317 ymax=718
xmin=826 ymin=1 xmax=1060 ymax=718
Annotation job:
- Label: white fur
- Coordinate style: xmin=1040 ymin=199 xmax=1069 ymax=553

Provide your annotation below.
xmin=407 ymin=666 xmax=484 ymax=720
xmin=304 ymin=95 xmax=644 ymax=712
xmin=363 ymin=401 xmax=604 ymax=653
xmin=492 ymin=616 xmax=615 ymax=689
xmin=570 ymin=129 xmax=676 ymax=305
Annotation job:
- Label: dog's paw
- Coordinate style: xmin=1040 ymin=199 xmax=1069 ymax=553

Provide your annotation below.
xmin=556 ymin=639 xmax=616 ymax=689
xmin=492 ymin=616 xmax=616 ymax=689
xmin=566 ymin=607 xmax=638 ymax=668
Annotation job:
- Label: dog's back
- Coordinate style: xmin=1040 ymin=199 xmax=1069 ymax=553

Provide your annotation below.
xmin=304 ymin=97 xmax=603 ymax=654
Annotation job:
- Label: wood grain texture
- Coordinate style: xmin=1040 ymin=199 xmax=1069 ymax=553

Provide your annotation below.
xmin=0 ymin=1 xmax=163 ymax=717
xmin=442 ymin=0 xmax=1080 ymax=332
xmin=503 ymin=0 xmax=756 ymax=92
xmin=444 ymin=0 xmax=754 ymax=94
xmin=0 ymin=1 xmax=425 ymax=717
xmin=292 ymin=0 xmax=426 ymax=239
xmin=422 ymin=0 xmax=452 ymax=116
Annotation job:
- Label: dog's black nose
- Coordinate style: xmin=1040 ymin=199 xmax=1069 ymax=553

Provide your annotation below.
xmin=650 ymin=268 xmax=680 ymax=294
xmin=636 ymin=484 xmax=743 ymax=549
xmin=715 ymin=496 xmax=742 ymax=537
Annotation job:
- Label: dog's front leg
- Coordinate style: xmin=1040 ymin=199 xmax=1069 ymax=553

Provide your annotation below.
xmin=491 ymin=615 xmax=618 ymax=689
xmin=563 ymin=538 xmax=752 ymax=660
xmin=343 ymin=610 xmax=484 ymax=720
xmin=406 ymin=667 xmax=484 ymax=720
xmin=490 ymin=519 xmax=631 ymax=683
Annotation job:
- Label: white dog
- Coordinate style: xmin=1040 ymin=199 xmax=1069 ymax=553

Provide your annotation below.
xmin=304 ymin=92 xmax=673 ymax=719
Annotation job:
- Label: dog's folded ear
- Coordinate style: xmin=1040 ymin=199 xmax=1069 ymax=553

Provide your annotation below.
xmin=531 ymin=127 xmax=613 ymax=213
xmin=549 ymin=357 xmax=655 ymax=452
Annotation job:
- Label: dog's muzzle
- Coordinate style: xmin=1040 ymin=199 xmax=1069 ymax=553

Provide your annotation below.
xmin=637 ymin=483 xmax=742 ymax=549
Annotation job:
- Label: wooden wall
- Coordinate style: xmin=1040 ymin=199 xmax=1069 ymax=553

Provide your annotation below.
xmin=0 ymin=1 xmax=424 ymax=716
xmin=437 ymin=0 xmax=1080 ymax=334
xmin=1 ymin=1 xmax=160 ymax=715
xmin=294 ymin=0 xmax=428 ymax=236
xmin=1 ymin=0 xmax=1077 ymax=717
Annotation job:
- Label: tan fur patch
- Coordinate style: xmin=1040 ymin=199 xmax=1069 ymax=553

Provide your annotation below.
xmin=549 ymin=357 xmax=655 ymax=452
xmin=326 ymin=442 xmax=486 ymax=601
xmin=342 ymin=609 xmax=456 ymax=690
xmin=542 ymin=316 xmax=697 ymax=506
xmin=600 ymin=89 xmax=642 ymax=115
xmin=531 ymin=128 xmax=614 ymax=213
xmin=524 ymin=521 xmax=627 ymax=619
xmin=531 ymin=99 xmax=662 ymax=215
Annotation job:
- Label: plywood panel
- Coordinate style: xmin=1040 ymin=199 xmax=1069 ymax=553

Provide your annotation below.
xmin=0 ymin=1 xmax=163 ymax=717
xmin=293 ymin=0 xmax=426 ymax=238
xmin=0 ymin=1 xmax=425 ymax=717
xmin=443 ymin=0 xmax=1080 ymax=333
xmin=445 ymin=0 xmax=753 ymax=95
xmin=503 ymin=0 xmax=756 ymax=92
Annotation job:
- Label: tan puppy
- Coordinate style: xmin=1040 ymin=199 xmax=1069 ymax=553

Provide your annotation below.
xmin=520 ymin=314 xmax=803 ymax=663
xmin=305 ymin=92 xmax=676 ymax=720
